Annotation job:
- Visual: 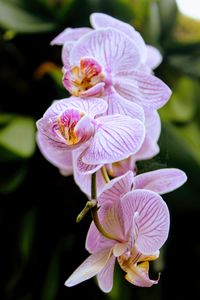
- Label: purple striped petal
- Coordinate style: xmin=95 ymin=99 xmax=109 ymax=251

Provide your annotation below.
xmin=50 ymin=27 xmax=92 ymax=45
xmin=134 ymin=168 xmax=187 ymax=195
xmin=37 ymin=132 xmax=73 ymax=174
xmin=75 ymin=148 xmax=102 ymax=174
xmin=97 ymin=255 xmax=116 ymax=293
xmin=65 ymin=249 xmax=111 ymax=287
xmin=86 ymin=221 xmax=115 ymax=253
xmin=90 ymin=13 xmax=146 ymax=62
xmin=121 ymin=190 xmax=170 ymax=254
xmin=44 ymin=97 xmax=107 ymax=119
xmin=70 ymin=28 xmax=141 ymax=75
xmin=82 ymin=115 xmax=145 ymax=165
xmin=98 ymin=171 xmax=134 ymax=206
xmin=115 ymin=71 xmax=172 ymax=110
xmin=62 ymin=42 xmax=73 ymax=66
xmin=105 ymin=88 xmax=145 ymax=121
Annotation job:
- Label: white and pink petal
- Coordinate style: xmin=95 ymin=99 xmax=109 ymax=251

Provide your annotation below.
xmin=70 ymin=28 xmax=141 ymax=75
xmin=82 ymin=115 xmax=145 ymax=165
xmin=51 ymin=27 xmax=92 ymax=45
xmin=37 ymin=133 xmax=73 ymax=174
xmin=97 ymin=255 xmax=116 ymax=293
xmin=65 ymin=249 xmax=111 ymax=287
xmin=134 ymin=168 xmax=187 ymax=195
xmin=115 ymin=71 xmax=172 ymax=110
xmin=98 ymin=171 xmax=134 ymax=206
xmin=121 ymin=190 xmax=170 ymax=254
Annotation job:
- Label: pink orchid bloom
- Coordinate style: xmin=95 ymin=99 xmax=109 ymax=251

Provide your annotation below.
xmin=38 ymin=110 xmax=159 ymax=196
xmin=36 ymin=97 xmax=145 ymax=170
xmin=51 ymin=14 xmax=171 ymax=116
xmin=51 ymin=13 xmax=162 ymax=72
xmin=65 ymin=185 xmax=170 ymax=292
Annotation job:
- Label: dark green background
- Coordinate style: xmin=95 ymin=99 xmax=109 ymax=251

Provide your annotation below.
xmin=1 ymin=0 xmax=200 ymax=299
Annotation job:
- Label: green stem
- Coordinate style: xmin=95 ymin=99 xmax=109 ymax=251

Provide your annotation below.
xmin=101 ymin=165 xmax=110 ymax=183
xmin=91 ymin=173 xmax=116 ymax=241
xmin=76 ymin=199 xmax=97 ymax=223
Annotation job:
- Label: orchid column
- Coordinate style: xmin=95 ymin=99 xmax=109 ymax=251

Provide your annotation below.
xmin=36 ymin=13 xmax=187 ymax=293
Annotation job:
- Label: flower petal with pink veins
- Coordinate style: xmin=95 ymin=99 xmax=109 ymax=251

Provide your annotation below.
xmin=115 ymin=71 xmax=172 ymax=110
xmin=37 ymin=133 xmax=73 ymax=174
xmin=121 ymin=190 xmax=170 ymax=254
xmin=97 ymin=255 xmax=116 ymax=293
xmin=85 ymin=221 xmax=116 ymax=253
xmin=44 ymin=97 xmax=108 ymax=119
xmin=50 ymin=27 xmax=92 ymax=45
xmin=146 ymin=45 xmax=162 ymax=70
xmin=105 ymin=88 xmax=145 ymax=121
xmin=98 ymin=171 xmax=134 ymax=206
xmin=90 ymin=13 xmax=146 ymax=62
xmin=134 ymin=168 xmax=187 ymax=195
xmin=61 ymin=42 xmax=73 ymax=66
xmin=75 ymin=148 xmax=102 ymax=174
xmin=70 ymin=28 xmax=141 ymax=75
xmin=82 ymin=116 xmax=145 ymax=165
xmin=65 ymin=249 xmax=111 ymax=287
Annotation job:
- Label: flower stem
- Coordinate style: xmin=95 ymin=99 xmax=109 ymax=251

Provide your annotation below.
xmin=101 ymin=165 xmax=110 ymax=183
xmin=76 ymin=199 xmax=97 ymax=223
xmin=91 ymin=172 xmax=116 ymax=241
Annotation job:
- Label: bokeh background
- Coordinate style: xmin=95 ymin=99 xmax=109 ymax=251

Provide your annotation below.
xmin=1 ymin=0 xmax=200 ymax=299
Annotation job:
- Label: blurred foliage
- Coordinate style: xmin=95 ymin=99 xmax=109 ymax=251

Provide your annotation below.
xmin=0 ymin=0 xmax=200 ymax=300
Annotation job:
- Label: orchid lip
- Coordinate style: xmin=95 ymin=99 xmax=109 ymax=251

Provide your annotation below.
xmin=63 ymin=57 xmax=105 ymax=96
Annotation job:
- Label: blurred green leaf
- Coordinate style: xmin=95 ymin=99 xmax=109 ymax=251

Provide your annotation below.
xmin=169 ymin=54 xmax=200 ymax=78
xmin=19 ymin=208 xmax=37 ymax=262
xmin=159 ymin=0 xmax=177 ymax=36
xmin=160 ymin=121 xmax=200 ymax=167
xmin=0 ymin=115 xmax=36 ymax=159
xmin=160 ymin=76 xmax=197 ymax=122
xmin=0 ymin=163 xmax=27 ymax=193
xmin=41 ymin=248 xmax=60 ymax=300
xmin=143 ymin=1 xmax=161 ymax=44
xmin=0 ymin=0 xmax=55 ymax=33
xmin=173 ymin=122 xmax=200 ymax=165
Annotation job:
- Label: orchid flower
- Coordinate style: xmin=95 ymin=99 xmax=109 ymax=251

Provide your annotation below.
xmin=51 ymin=14 xmax=171 ymax=116
xmin=36 ymin=97 xmax=145 ymax=171
xmin=51 ymin=13 xmax=162 ymax=72
xmin=72 ymin=110 xmax=160 ymax=195
xmin=65 ymin=185 xmax=170 ymax=292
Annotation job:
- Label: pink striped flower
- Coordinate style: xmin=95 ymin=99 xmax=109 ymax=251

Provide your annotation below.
xmin=51 ymin=14 xmax=171 ymax=117
xmin=65 ymin=175 xmax=170 ymax=292
xmin=36 ymin=97 xmax=145 ymax=171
